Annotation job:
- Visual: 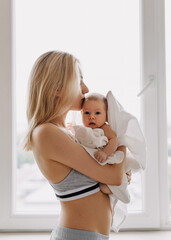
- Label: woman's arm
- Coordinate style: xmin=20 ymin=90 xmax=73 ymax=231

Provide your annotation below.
xmin=32 ymin=124 xmax=126 ymax=186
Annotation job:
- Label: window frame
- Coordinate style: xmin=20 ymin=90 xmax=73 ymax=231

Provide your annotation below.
xmin=0 ymin=0 xmax=171 ymax=231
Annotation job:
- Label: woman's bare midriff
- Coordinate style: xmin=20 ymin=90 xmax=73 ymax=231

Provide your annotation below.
xmin=59 ymin=190 xmax=112 ymax=235
xmin=32 ymin=137 xmax=112 ymax=236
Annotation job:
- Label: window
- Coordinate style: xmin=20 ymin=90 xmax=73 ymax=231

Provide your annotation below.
xmin=15 ymin=0 xmax=142 ymax=216
xmin=165 ymin=0 xmax=171 ymax=217
xmin=0 ymin=0 xmax=171 ymax=231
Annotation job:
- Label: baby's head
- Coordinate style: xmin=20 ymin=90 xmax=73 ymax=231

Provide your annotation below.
xmin=81 ymin=93 xmax=107 ymax=129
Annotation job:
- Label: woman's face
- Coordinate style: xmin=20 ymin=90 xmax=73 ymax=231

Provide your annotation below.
xmin=70 ymin=78 xmax=89 ymax=111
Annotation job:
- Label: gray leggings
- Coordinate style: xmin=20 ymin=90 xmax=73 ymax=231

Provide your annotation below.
xmin=50 ymin=225 xmax=109 ymax=240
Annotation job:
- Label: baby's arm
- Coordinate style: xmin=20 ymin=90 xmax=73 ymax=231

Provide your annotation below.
xmin=94 ymin=124 xmax=119 ymax=163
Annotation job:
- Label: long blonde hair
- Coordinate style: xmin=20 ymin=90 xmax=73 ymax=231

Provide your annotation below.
xmin=23 ymin=51 xmax=80 ymax=151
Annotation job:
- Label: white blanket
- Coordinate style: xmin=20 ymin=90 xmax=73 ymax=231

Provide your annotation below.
xmin=107 ymin=91 xmax=146 ymax=170
xmin=106 ymin=91 xmax=146 ymax=232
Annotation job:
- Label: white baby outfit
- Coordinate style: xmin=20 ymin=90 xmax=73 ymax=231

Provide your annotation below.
xmin=72 ymin=91 xmax=146 ymax=232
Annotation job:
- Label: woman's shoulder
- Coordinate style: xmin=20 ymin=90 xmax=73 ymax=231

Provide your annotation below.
xmin=32 ymin=123 xmax=55 ymax=139
xmin=32 ymin=123 xmax=71 ymax=148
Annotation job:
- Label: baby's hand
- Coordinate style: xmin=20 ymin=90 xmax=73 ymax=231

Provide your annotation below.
xmin=66 ymin=122 xmax=73 ymax=130
xmin=94 ymin=150 xmax=108 ymax=163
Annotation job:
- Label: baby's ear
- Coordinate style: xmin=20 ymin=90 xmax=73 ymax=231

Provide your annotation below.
xmin=81 ymin=109 xmax=83 ymax=115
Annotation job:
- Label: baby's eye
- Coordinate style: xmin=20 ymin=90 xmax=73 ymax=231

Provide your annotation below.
xmin=96 ymin=112 xmax=101 ymax=115
xmin=84 ymin=111 xmax=89 ymax=115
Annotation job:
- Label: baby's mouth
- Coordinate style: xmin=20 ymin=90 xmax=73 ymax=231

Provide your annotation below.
xmin=89 ymin=122 xmax=96 ymax=126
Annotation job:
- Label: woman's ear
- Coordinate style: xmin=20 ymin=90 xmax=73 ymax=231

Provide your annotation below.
xmin=55 ymin=88 xmax=63 ymax=97
xmin=55 ymin=91 xmax=60 ymax=97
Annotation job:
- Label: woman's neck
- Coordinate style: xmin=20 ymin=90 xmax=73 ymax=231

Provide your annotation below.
xmin=50 ymin=112 xmax=68 ymax=128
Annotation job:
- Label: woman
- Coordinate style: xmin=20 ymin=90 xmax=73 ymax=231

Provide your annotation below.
xmin=24 ymin=51 xmax=130 ymax=239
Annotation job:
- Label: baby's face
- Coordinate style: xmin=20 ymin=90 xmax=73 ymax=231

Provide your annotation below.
xmin=81 ymin=99 xmax=107 ymax=129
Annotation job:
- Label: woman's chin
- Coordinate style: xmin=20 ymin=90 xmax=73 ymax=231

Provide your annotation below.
xmin=70 ymin=105 xmax=82 ymax=111
xmin=81 ymin=97 xmax=85 ymax=108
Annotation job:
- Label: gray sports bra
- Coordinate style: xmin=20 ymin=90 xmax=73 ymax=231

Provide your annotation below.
xmin=48 ymin=124 xmax=100 ymax=201
xmin=49 ymin=169 xmax=100 ymax=201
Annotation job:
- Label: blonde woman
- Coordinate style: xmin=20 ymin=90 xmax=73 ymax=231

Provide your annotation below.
xmin=24 ymin=51 xmax=129 ymax=240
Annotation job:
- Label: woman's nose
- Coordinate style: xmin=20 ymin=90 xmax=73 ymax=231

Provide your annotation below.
xmin=82 ymin=82 xmax=89 ymax=94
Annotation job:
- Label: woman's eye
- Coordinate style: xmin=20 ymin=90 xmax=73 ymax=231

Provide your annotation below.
xmin=96 ymin=112 xmax=101 ymax=115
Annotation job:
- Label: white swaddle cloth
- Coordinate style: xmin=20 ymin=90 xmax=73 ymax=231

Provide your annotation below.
xmin=106 ymin=91 xmax=146 ymax=232
xmin=106 ymin=91 xmax=146 ymax=170
xmin=72 ymin=125 xmax=125 ymax=165
xmin=72 ymin=91 xmax=146 ymax=232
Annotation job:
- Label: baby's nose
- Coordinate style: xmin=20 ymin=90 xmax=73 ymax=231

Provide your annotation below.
xmin=89 ymin=114 xmax=95 ymax=119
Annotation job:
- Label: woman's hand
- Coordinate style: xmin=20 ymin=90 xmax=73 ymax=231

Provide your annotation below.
xmin=126 ymin=170 xmax=132 ymax=184
xmin=66 ymin=122 xmax=73 ymax=130
xmin=99 ymin=183 xmax=112 ymax=194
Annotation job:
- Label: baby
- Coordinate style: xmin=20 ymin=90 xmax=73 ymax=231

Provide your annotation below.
xmin=82 ymin=94 xmax=119 ymax=163
xmin=81 ymin=93 xmax=121 ymax=194
xmin=72 ymin=93 xmax=129 ymax=202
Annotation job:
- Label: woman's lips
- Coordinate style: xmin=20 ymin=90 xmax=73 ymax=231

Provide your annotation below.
xmin=81 ymin=97 xmax=85 ymax=108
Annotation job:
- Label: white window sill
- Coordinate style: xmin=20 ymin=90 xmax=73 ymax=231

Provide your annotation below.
xmin=0 ymin=231 xmax=171 ymax=240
